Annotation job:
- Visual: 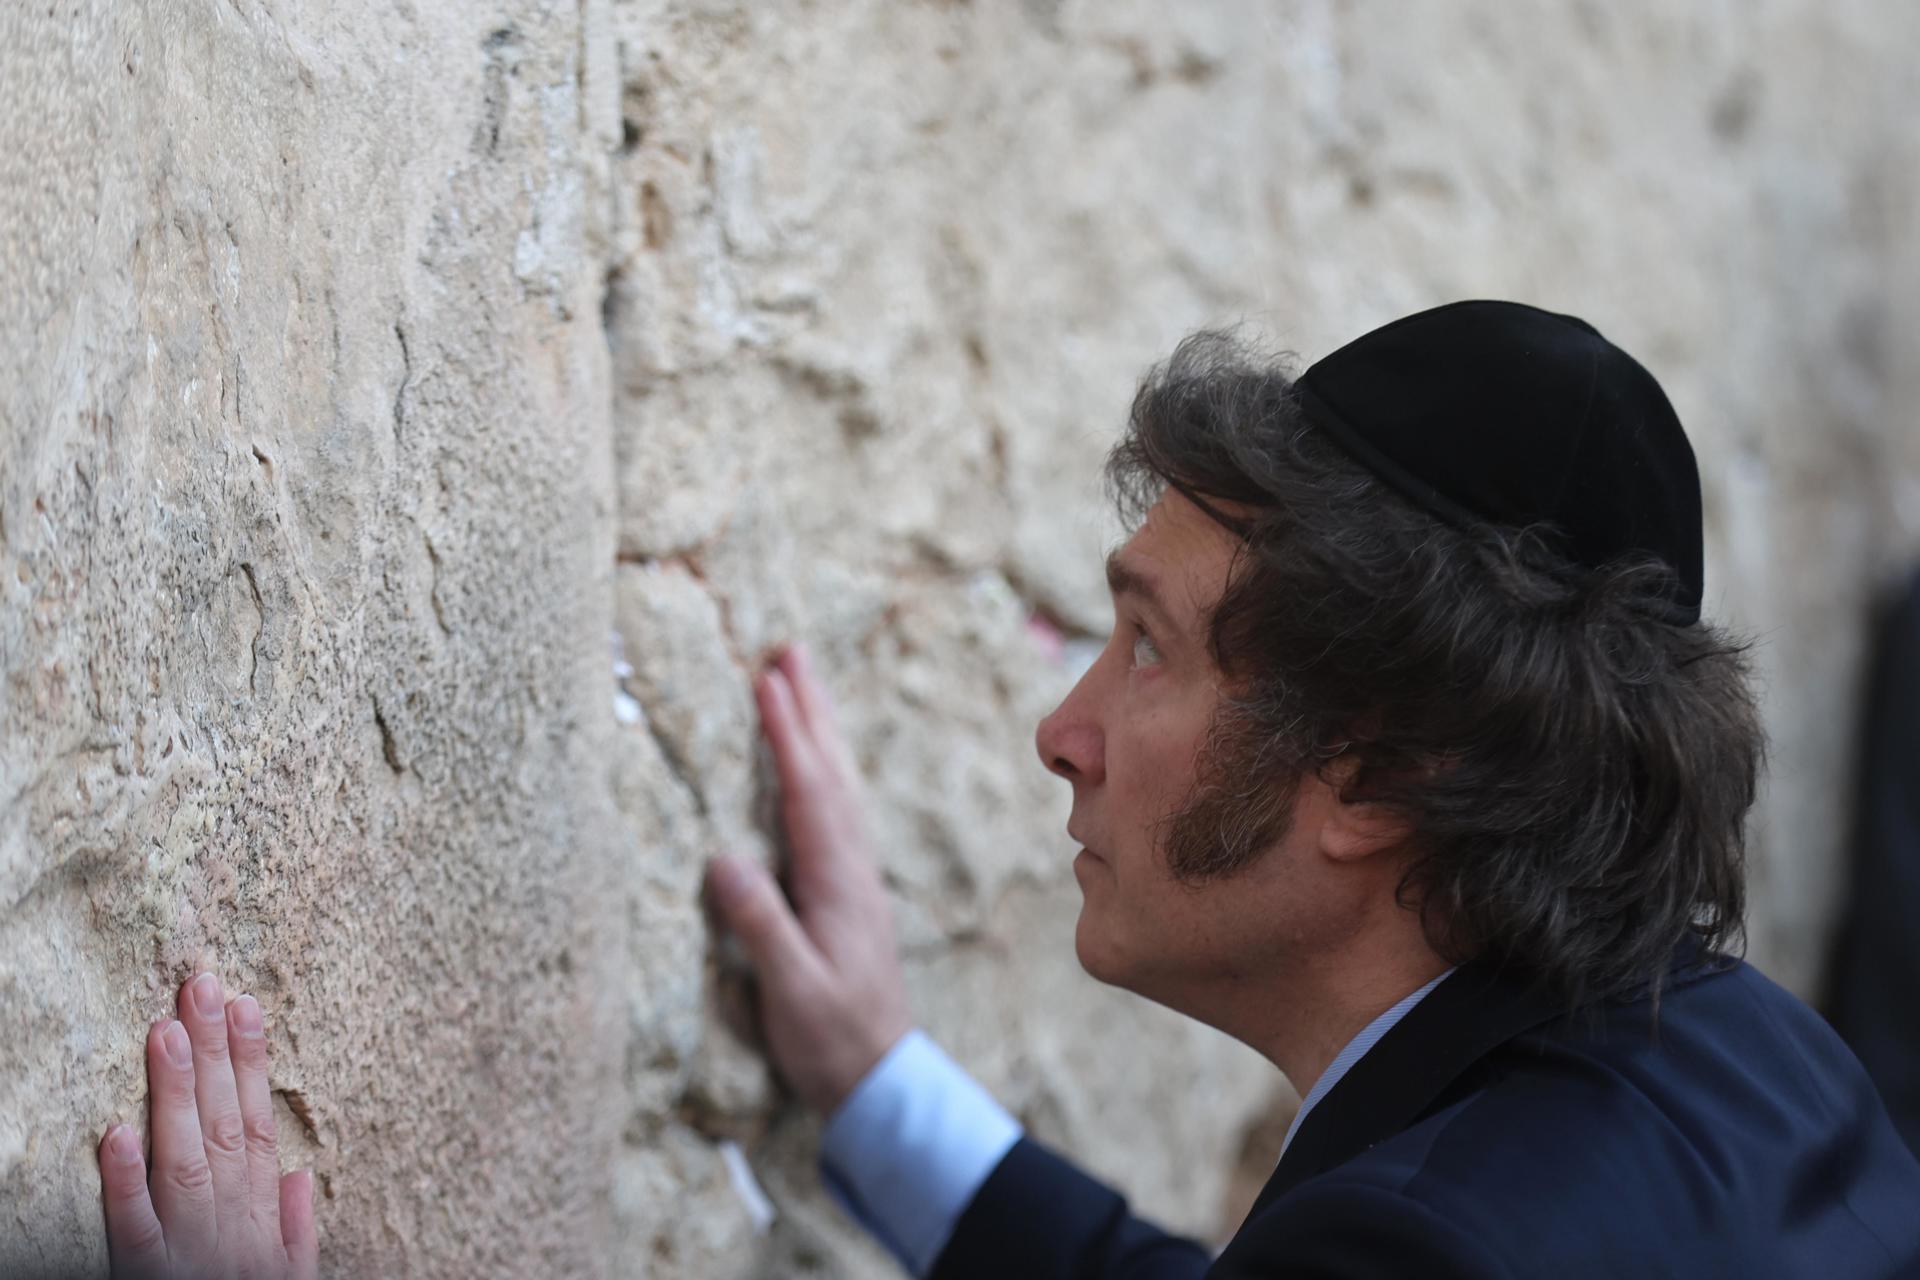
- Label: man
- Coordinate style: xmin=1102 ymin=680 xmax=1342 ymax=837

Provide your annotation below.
xmin=96 ymin=303 xmax=1920 ymax=1277
xmin=703 ymin=302 xmax=1920 ymax=1277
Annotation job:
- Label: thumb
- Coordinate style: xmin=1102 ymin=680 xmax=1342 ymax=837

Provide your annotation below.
xmin=706 ymin=856 xmax=826 ymax=985
xmin=281 ymin=1169 xmax=319 ymax=1280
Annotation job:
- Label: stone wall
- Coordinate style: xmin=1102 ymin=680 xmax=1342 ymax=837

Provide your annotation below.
xmin=4 ymin=2 xmax=1915 ymax=1276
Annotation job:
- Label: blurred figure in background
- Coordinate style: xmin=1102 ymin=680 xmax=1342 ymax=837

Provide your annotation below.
xmin=1826 ymin=566 xmax=1920 ymax=1155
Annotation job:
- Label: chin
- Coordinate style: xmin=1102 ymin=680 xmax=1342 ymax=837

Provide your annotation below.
xmin=1072 ymin=912 xmax=1128 ymax=988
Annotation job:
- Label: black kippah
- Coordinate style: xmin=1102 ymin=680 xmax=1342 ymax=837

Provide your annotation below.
xmin=1296 ymin=300 xmax=1704 ymax=624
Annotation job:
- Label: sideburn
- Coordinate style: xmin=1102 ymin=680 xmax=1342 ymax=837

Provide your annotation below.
xmin=1156 ymin=700 xmax=1305 ymax=883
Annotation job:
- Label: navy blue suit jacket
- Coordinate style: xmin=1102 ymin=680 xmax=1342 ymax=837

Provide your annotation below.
xmin=930 ymin=953 xmax=1920 ymax=1278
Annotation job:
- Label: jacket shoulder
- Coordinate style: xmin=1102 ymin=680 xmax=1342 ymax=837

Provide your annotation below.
xmin=1242 ymin=961 xmax=1920 ymax=1277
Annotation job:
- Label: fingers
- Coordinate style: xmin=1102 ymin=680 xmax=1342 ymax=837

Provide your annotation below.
xmin=778 ymin=644 xmax=838 ymax=737
xmin=755 ymin=661 xmax=817 ymax=798
xmin=754 ymin=646 xmax=886 ymax=928
xmin=178 ymin=973 xmax=252 ymax=1249
xmin=227 ymin=994 xmax=284 ymax=1241
xmin=706 ymin=856 xmax=829 ymax=993
xmin=758 ymin=663 xmax=858 ymax=849
xmin=758 ymin=664 xmax=850 ymax=862
xmin=98 ymin=1124 xmax=167 ymax=1279
xmin=147 ymin=1017 xmax=219 ymax=1267
xmin=777 ymin=644 xmax=861 ymax=778
xmin=280 ymin=1170 xmax=320 ymax=1280
xmin=110 ymin=981 xmax=298 ymax=1280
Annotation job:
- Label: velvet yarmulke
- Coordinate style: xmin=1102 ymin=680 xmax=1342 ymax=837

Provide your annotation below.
xmin=1296 ymin=300 xmax=1704 ymax=623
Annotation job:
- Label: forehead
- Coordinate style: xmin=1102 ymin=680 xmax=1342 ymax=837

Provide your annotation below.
xmin=1113 ymin=489 xmax=1250 ymax=620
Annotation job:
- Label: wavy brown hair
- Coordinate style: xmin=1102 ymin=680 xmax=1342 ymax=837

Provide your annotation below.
xmin=1107 ymin=331 xmax=1764 ymax=1005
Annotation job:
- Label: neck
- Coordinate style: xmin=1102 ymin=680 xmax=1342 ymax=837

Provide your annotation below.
xmin=1176 ymin=933 xmax=1453 ymax=1101
xmin=1274 ymin=948 xmax=1454 ymax=1099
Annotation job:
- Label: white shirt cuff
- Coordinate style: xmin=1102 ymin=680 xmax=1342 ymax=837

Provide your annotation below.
xmin=818 ymin=1029 xmax=1025 ymax=1277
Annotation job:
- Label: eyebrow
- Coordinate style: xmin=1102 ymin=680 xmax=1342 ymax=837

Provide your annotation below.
xmin=1105 ymin=550 xmax=1180 ymax=633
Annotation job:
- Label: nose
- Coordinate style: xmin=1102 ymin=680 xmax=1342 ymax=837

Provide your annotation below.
xmin=1035 ymin=682 xmax=1105 ymax=787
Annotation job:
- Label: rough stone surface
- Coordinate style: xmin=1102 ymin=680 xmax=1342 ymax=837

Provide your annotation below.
xmin=4 ymin=2 xmax=1917 ymax=1277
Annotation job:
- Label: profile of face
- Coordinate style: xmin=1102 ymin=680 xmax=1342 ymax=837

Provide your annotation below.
xmin=1034 ymin=490 xmax=1391 ymax=1018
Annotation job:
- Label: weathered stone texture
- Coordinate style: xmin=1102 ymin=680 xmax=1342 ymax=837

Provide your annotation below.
xmin=4 ymin=2 xmax=1917 ymax=1277
xmin=2 ymin=3 xmax=626 ymax=1275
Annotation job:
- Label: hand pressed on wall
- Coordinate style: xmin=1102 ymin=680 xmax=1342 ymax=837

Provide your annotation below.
xmin=97 ymin=973 xmax=319 ymax=1280
xmin=705 ymin=642 xmax=915 ymax=1114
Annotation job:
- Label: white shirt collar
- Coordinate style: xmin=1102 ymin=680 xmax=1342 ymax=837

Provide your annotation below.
xmin=1277 ymin=967 xmax=1457 ymax=1158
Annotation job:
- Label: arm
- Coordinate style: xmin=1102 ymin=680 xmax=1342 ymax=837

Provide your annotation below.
xmin=930 ymin=1137 xmax=1214 ymax=1280
xmin=707 ymin=644 xmax=1210 ymax=1280
xmin=818 ymin=1028 xmax=1023 ymax=1274
xmin=1211 ymin=1178 xmax=1508 ymax=1280
xmin=818 ymin=1026 xmax=1211 ymax=1280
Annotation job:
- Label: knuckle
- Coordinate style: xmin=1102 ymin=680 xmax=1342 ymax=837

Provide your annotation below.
xmin=243 ymin=1109 xmax=279 ymax=1152
xmin=164 ymin=1154 xmax=215 ymax=1200
xmin=203 ymin=1110 xmax=248 ymax=1158
xmin=196 ymin=1034 xmax=231 ymax=1066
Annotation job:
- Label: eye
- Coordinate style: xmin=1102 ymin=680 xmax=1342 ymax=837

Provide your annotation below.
xmin=1130 ymin=625 xmax=1163 ymax=670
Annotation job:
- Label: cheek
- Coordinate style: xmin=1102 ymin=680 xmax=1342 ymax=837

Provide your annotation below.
xmin=1108 ymin=715 xmax=1207 ymax=830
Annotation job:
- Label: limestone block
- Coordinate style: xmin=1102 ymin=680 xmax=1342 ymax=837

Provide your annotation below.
xmin=2 ymin=3 xmax=624 ymax=1274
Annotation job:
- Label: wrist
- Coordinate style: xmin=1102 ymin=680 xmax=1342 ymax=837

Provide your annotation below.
xmin=820 ymin=1018 xmax=913 ymax=1115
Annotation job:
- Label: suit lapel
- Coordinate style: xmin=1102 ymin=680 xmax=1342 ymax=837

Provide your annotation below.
xmin=1242 ymin=957 xmax=1563 ymax=1224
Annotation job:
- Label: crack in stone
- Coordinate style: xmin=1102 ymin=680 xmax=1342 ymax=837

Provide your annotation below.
xmin=638 ymin=702 xmax=709 ymax=818
xmin=371 ymin=696 xmax=405 ymax=774
xmin=676 ymin=550 xmax=748 ymax=673
xmin=392 ymin=323 xmax=413 ymax=441
xmin=478 ymin=27 xmax=519 ymax=156
xmin=607 ymin=564 xmax=724 ymax=817
xmin=276 ymin=1086 xmax=322 ymax=1145
xmin=239 ymin=561 xmax=266 ymax=694
xmin=423 ymin=531 xmax=451 ymax=635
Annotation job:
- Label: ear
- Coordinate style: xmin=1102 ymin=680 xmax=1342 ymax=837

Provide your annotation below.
xmin=1316 ymin=754 xmax=1414 ymax=863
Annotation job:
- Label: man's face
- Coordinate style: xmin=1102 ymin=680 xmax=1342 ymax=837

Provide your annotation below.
xmin=1035 ymin=490 xmax=1372 ymax=1010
